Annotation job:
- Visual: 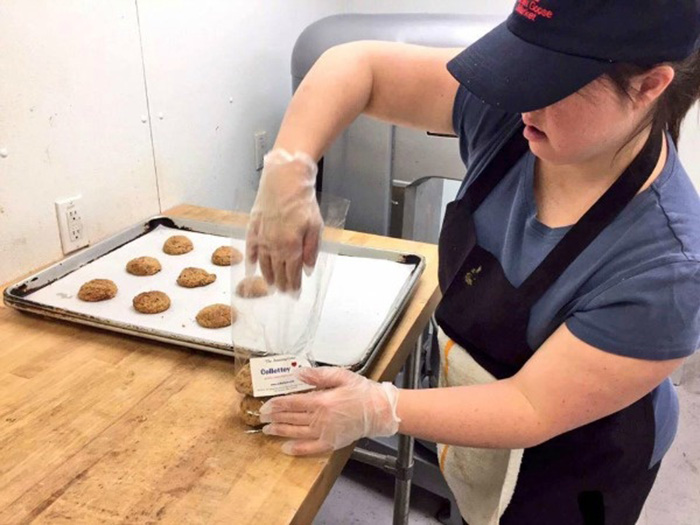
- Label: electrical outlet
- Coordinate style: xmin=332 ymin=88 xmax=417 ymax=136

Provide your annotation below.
xmin=55 ymin=196 xmax=89 ymax=254
xmin=254 ymin=130 xmax=268 ymax=171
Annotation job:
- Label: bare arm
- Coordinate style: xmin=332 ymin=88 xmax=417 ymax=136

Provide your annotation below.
xmin=247 ymin=42 xmax=460 ymax=291
xmin=274 ymin=41 xmax=462 ymax=159
xmin=397 ymin=324 xmax=684 ymax=448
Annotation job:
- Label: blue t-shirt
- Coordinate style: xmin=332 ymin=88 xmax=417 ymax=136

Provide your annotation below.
xmin=451 ymin=85 xmax=700 ymax=466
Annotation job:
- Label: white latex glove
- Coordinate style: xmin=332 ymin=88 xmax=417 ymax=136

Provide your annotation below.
xmin=259 ymin=367 xmax=401 ymax=456
xmin=246 ymin=149 xmax=323 ymax=293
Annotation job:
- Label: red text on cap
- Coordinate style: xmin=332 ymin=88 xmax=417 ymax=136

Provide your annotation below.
xmin=515 ymin=0 xmax=554 ymax=22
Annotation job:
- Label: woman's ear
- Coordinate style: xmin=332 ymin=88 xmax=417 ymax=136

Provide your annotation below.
xmin=631 ymin=65 xmax=675 ymax=108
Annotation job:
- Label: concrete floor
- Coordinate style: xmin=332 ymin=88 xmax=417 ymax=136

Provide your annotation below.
xmin=315 ymin=353 xmax=700 ymax=525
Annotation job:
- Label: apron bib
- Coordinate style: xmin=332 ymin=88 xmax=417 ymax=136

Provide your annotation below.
xmin=434 ymin=124 xmax=663 ymax=525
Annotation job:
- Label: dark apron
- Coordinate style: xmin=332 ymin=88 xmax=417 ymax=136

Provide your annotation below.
xmin=435 ymin=124 xmax=662 ymax=525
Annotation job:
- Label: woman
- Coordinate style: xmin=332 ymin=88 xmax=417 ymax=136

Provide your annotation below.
xmin=245 ymin=1 xmax=700 ymax=523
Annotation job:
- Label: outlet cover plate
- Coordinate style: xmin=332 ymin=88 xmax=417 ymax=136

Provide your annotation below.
xmin=55 ymin=196 xmax=89 ymax=254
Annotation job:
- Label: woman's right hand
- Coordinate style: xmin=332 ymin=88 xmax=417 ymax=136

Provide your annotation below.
xmin=245 ymin=149 xmax=323 ymax=293
xmin=245 ymin=42 xmax=459 ymax=293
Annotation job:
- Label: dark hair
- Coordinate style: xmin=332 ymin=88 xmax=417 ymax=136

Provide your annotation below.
xmin=607 ymin=49 xmax=700 ymax=145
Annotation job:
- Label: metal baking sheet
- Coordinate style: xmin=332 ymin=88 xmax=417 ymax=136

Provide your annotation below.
xmin=4 ymin=216 xmax=424 ymax=374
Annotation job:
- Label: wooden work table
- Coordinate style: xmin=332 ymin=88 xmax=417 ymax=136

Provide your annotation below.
xmin=0 ymin=204 xmax=440 ymax=524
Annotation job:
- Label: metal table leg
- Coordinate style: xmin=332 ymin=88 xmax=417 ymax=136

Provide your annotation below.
xmin=350 ymin=332 xmax=424 ymax=525
xmin=393 ymin=333 xmax=422 ymax=525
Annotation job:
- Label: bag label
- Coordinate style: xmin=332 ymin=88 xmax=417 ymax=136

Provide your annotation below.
xmin=250 ymin=354 xmax=313 ymax=397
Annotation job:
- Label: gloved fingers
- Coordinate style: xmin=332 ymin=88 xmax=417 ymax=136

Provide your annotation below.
xmin=259 ymin=252 xmax=274 ymax=285
xmin=296 ymin=366 xmax=359 ymax=389
xmin=251 ymin=149 xmax=319 ymax=290
xmin=302 ymin=222 xmax=321 ymax=269
xmin=259 ymin=390 xmax=319 ymax=415
xmin=245 ymin=245 xmax=259 ymax=275
xmin=281 ymin=439 xmax=333 ymax=456
xmin=245 ymin=258 xmax=258 ymax=278
xmin=262 ymin=422 xmax=317 ymax=439
xmin=272 ymin=257 xmax=288 ymax=292
xmin=259 ymin=409 xmax=313 ymax=426
xmin=245 ymin=219 xmax=260 ymax=274
xmin=286 ymin=254 xmax=303 ymax=292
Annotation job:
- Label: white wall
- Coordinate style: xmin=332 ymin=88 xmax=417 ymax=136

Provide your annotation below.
xmin=0 ymin=1 xmax=160 ymax=284
xmin=138 ymin=0 xmax=348 ymax=212
xmin=0 ymin=0 xmax=347 ymax=284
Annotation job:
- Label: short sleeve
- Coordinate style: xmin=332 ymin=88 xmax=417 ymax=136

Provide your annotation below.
xmin=451 ymin=85 xmax=522 ymax=194
xmin=452 ymin=85 xmax=520 ymax=166
xmin=566 ymin=261 xmax=700 ymax=360
xmin=452 ymin=83 xmax=470 ymax=138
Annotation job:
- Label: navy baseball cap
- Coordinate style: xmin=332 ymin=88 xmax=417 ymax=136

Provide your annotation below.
xmin=448 ymin=0 xmax=700 ymax=113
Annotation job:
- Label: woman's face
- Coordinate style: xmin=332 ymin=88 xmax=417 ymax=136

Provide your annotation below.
xmin=521 ymin=77 xmax=642 ymax=166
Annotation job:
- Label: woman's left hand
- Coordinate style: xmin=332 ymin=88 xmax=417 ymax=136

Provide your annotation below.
xmin=259 ymin=367 xmax=401 ymax=456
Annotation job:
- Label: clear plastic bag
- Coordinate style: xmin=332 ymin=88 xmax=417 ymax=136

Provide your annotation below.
xmin=230 ymin=190 xmax=349 ymax=423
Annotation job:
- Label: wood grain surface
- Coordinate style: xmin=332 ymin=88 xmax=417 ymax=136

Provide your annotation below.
xmin=0 ymin=204 xmax=440 ymax=524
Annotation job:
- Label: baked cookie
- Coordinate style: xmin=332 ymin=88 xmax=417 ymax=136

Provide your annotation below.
xmin=236 ymin=276 xmax=269 ymax=298
xmin=126 ymin=256 xmax=161 ymax=276
xmin=163 ymin=235 xmax=193 ymax=255
xmin=234 ymin=363 xmax=253 ymax=396
xmin=133 ymin=291 xmax=171 ymax=314
xmin=78 ymin=279 xmax=117 ymax=302
xmin=196 ymin=303 xmax=237 ymax=328
xmin=176 ymin=267 xmax=216 ymax=288
xmin=239 ymin=395 xmax=271 ymax=427
xmin=211 ymin=245 xmax=243 ymax=266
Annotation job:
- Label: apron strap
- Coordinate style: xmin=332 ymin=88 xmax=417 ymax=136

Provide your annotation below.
xmin=463 ymin=124 xmax=530 ymax=213
xmin=437 ymin=123 xmax=528 ymax=293
xmin=518 ymin=130 xmax=663 ymax=304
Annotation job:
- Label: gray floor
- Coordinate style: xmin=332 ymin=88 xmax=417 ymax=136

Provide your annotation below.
xmin=315 ymin=353 xmax=700 ymax=525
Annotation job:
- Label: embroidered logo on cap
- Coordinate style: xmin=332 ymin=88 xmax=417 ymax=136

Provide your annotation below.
xmin=514 ymin=0 xmax=554 ymax=22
